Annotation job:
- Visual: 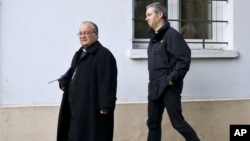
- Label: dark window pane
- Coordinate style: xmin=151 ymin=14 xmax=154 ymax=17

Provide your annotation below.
xmin=133 ymin=0 xmax=212 ymax=40
xmin=180 ymin=0 xmax=212 ymax=39
xmin=134 ymin=0 xmax=167 ymax=38
xmin=134 ymin=20 xmax=149 ymax=38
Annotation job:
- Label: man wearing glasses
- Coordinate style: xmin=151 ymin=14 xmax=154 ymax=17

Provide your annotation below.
xmin=56 ymin=21 xmax=118 ymax=141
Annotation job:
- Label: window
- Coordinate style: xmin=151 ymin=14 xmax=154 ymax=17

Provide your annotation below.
xmin=131 ymin=0 xmax=237 ymax=58
xmin=133 ymin=0 xmax=167 ymax=39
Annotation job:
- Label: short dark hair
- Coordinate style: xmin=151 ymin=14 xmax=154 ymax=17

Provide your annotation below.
xmin=146 ymin=2 xmax=168 ymax=20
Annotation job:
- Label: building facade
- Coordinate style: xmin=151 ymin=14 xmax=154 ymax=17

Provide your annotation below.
xmin=0 ymin=0 xmax=250 ymax=140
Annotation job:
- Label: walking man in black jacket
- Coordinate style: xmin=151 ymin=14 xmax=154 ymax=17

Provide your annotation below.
xmin=145 ymin=2 xmax=200 ymax=141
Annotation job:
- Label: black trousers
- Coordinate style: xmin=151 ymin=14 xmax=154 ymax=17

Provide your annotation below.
xmin=147 ymin=86 xmax=200 ymax=141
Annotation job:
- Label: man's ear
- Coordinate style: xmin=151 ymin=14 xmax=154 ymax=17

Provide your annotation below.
xmin=158 ymin=11 xmax=164 ymax=19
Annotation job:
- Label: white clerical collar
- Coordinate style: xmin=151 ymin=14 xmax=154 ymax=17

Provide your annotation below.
xmin=82 ymin=48 xmax=86 ymax=52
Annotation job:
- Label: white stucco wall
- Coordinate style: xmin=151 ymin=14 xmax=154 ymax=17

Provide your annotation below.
xmin=0 ymin=0 xmax=249 ymax=106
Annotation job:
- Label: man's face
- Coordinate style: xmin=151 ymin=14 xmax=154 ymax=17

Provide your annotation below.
xmin=78 ymin=23 xmax=98 ymax=48
xmin=145 ymin=7 xmax=162 ymax=30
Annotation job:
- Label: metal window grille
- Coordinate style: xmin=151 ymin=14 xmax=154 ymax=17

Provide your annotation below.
xmin=133 ymin=0 xmax=229 ymax=49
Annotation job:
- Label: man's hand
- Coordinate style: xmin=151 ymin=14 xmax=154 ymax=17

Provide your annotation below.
xmin=100 ymin=110 xmax=108 ymax=114
xmin=168 ymin=81 xmax=174 ymax=86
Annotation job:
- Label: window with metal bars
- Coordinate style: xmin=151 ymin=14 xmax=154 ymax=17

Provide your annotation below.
xmin=133 ymin=0 xmax=228 ymax=49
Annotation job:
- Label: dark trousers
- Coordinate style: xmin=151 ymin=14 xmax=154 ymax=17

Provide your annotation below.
xmin=147 ymin=87 xmax=200 ymax=141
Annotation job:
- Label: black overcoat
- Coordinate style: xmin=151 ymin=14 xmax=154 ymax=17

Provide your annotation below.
xmin=57 ymin=41 xmax=117 ymax=141
xmin=147 ymin=22 xmax=191 ymax=100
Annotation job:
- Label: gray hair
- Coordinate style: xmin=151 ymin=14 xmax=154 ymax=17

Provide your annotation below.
xmin=82 ymin=21 xmax=99 ymax=34
xmin=146 ymin=2 xmax=168 ymax=20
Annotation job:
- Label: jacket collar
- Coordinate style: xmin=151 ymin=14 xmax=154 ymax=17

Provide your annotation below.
xmin=148 ymin=22 xmax=170 ymax=42
xmin=73 ymin=41 xmax=102 ymax=66
xmin=77 ymin=41 xmax=102 ymax=54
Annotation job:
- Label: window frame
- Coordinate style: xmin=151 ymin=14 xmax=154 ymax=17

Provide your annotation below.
xmin=130 ymin=0 xmax=237 ymax=58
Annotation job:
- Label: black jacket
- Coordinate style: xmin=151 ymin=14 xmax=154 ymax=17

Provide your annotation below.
xmin=57 ymin=41 xmax=117 ymax=141
xmin=147 ymin=22 xmax=191 ymax=100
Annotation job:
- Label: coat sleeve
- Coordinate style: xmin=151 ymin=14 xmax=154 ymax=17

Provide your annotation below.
xmin=58 ymin=67 xmax=73 ymax=91
xmin=97 ymin=49 xmax=118 ymax=111
xmin=167 ymin=31 xmax=191 ymax=83
xmin=58 ymin=49 xmax=81 ymax=91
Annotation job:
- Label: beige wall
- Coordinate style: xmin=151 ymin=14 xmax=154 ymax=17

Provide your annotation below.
xmin=0 ymin=99 xmax=250 ymax=141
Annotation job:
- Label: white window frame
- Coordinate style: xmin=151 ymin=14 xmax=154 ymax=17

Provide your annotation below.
xmin=130 ymin=0 xmax=238 ymax=59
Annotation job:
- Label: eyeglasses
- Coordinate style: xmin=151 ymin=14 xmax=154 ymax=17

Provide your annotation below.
xmin=77 ymin=31 xmax=95 ymax=36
